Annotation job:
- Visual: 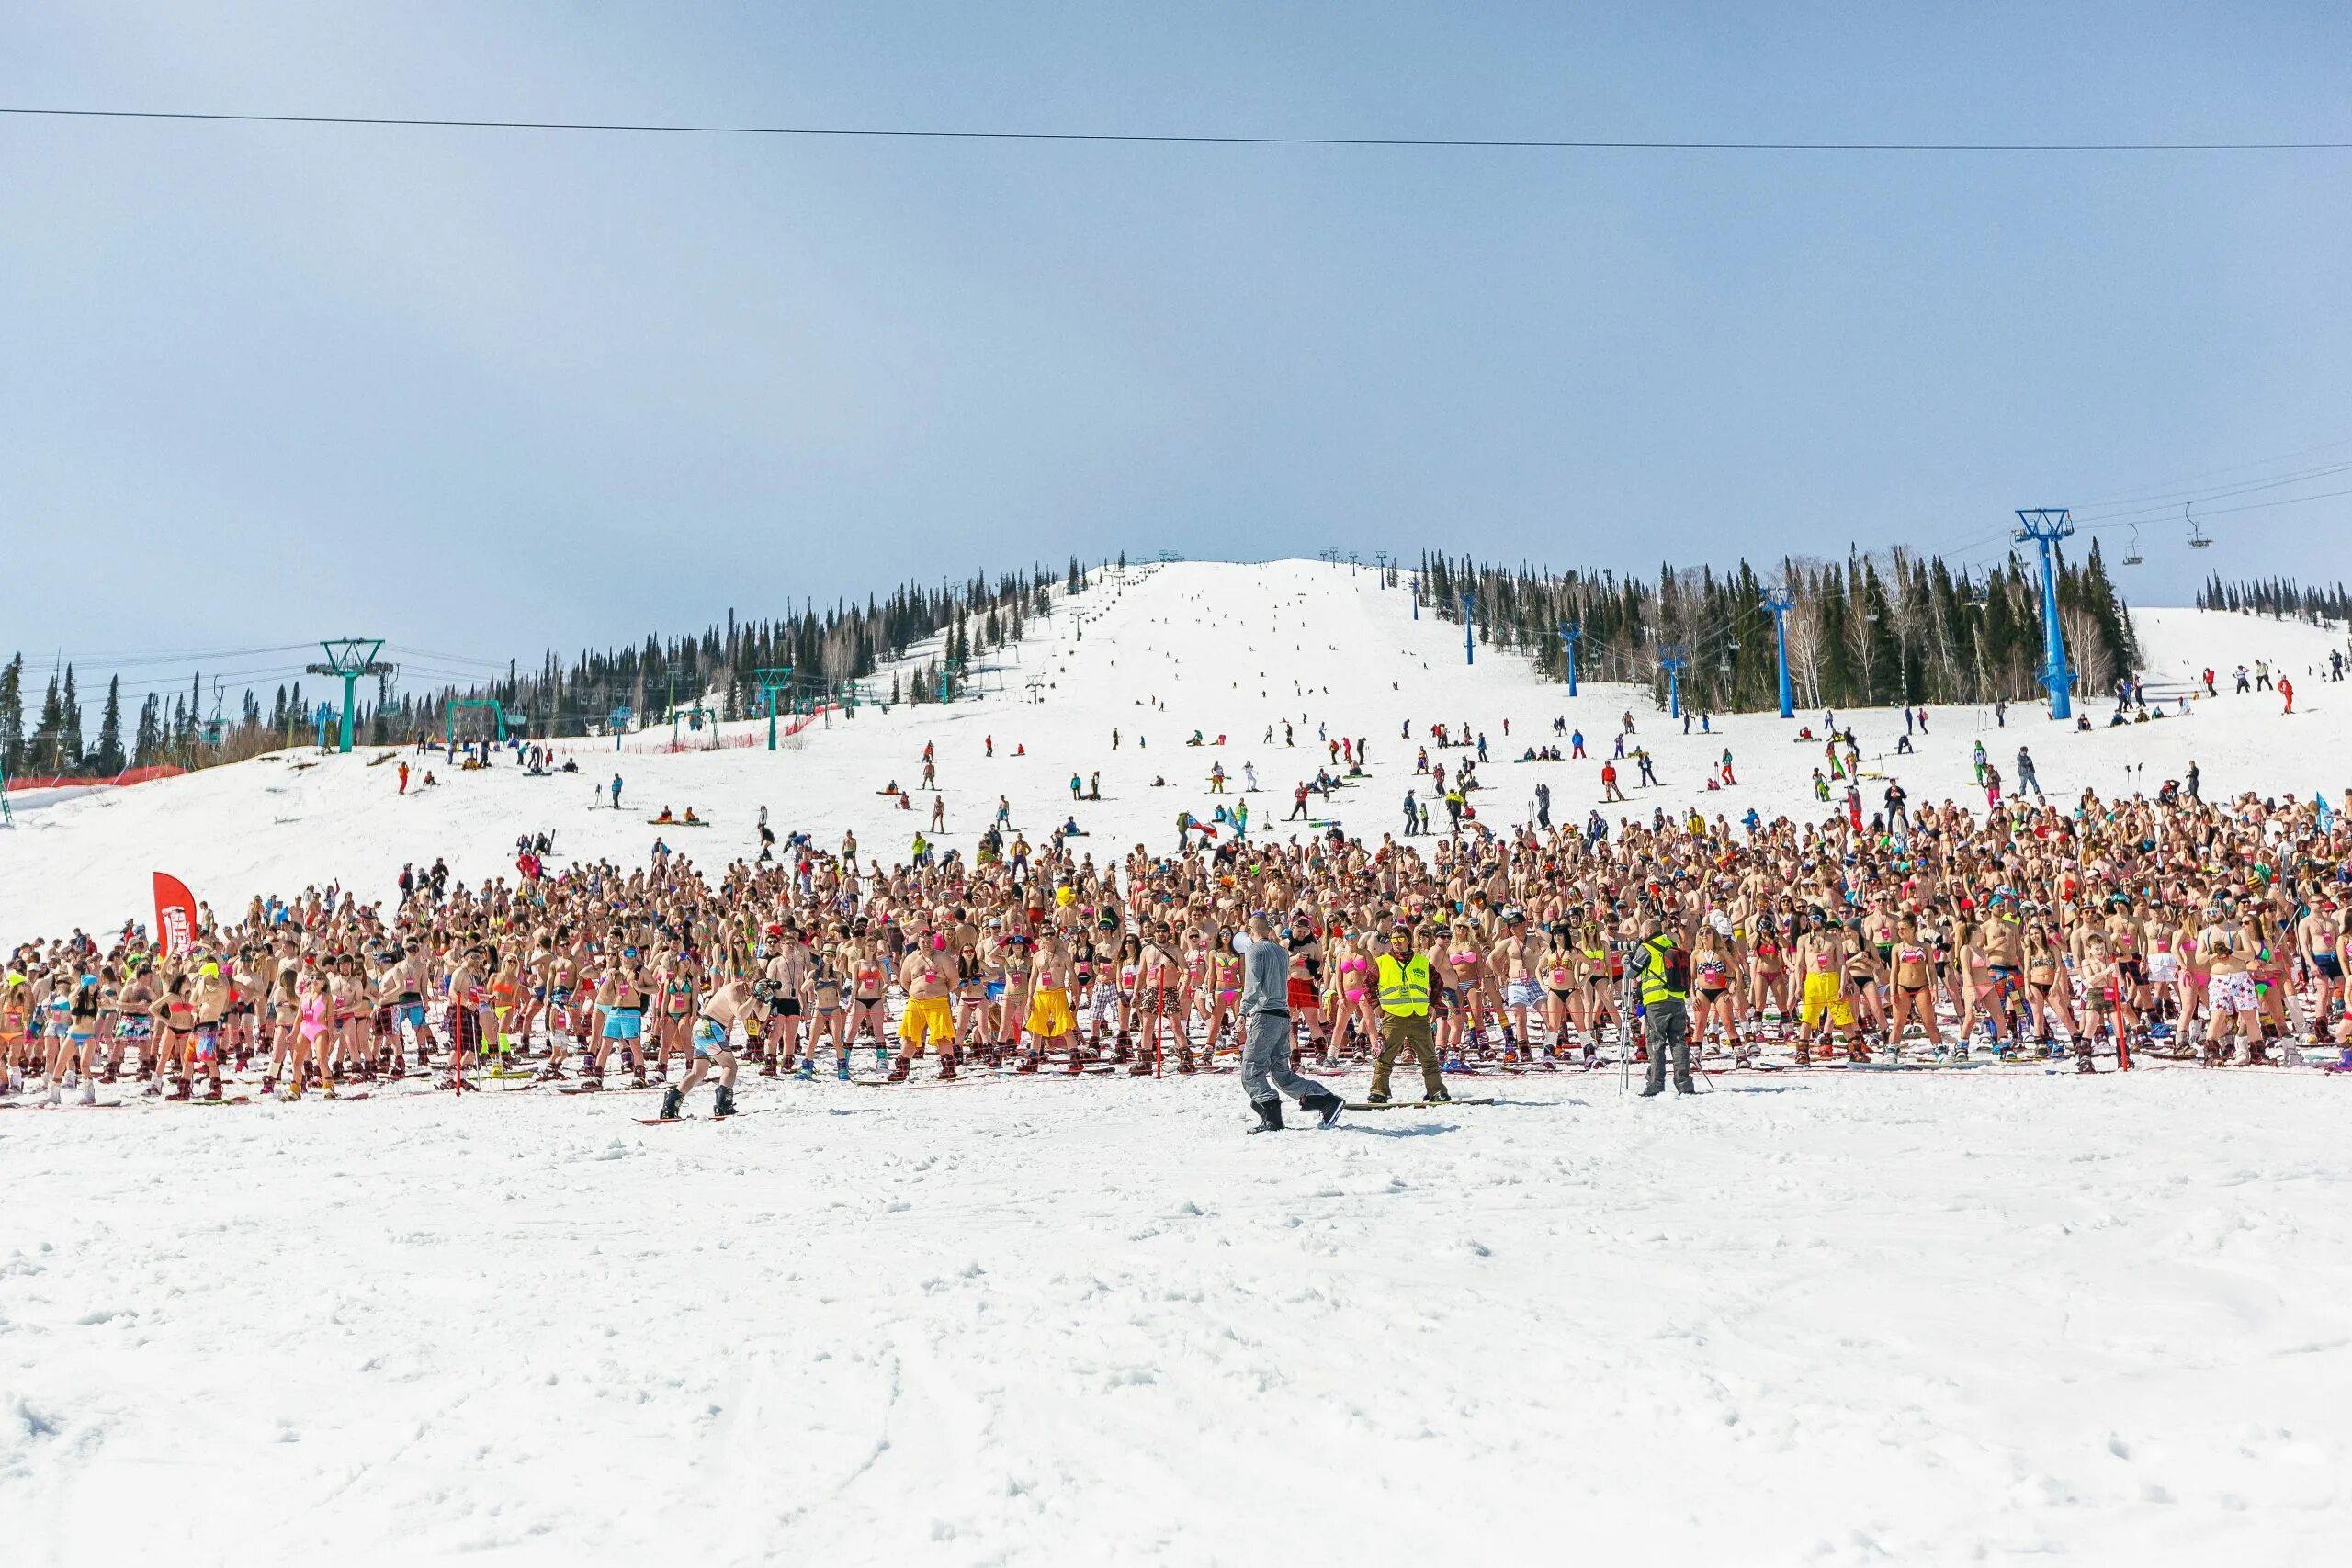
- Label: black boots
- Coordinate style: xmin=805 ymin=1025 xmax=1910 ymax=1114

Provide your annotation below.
xmin=658 ymin=1085 xmax=684 ymax=1120
xmin=713 ymin=1084 xmax=738 ymax=1118
xmin=1250 ymin=1098 xmax=1284 ymax=1133
xmin=1298 ymin=1090 xmax=1345 ymax=1128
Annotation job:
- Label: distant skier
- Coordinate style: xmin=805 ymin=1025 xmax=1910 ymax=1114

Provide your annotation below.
xmin=2016 ymin=747 xmax=2044 ymax=800
xmin=610 ymin=773 xmax=624 ymax=810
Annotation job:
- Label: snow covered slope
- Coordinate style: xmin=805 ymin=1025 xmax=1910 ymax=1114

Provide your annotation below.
xmin=6 ymin=1068 xmax=2348 ymax=1567
xmin=5 ymin=561 xmax=2350 ymax=942
xmin=8 ymin=565 xmax=2352 ymax=1567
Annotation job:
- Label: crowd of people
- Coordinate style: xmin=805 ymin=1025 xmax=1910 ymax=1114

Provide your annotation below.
xmin=9 ymin=702 xmax=2352 ymax=1122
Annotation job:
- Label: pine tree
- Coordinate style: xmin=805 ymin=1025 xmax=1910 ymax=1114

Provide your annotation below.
xmin=133 ymin=694 xmax=161 ymax=766
xmin=61 ymin=665 xmax=83 ymax=769
xmin=34 ymin=673 xmax=63 ymax=772
xmin=0 ymin=654 xmax=21 ymax=778
xmin=93 ymin=675 xmax=125 ymax=775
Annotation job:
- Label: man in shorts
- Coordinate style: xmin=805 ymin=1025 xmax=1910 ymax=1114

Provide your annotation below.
xmin=659 ymin=972 xmax=751 ymax=1119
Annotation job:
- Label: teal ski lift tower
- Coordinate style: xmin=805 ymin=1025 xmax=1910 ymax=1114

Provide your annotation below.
xmin=2012 ymin=508 xmax=2076 ymax=720
xmin=306 ymin=638 xmax=394 ymax=753
xmin=752 ymin=667 xmax=794 ymax=750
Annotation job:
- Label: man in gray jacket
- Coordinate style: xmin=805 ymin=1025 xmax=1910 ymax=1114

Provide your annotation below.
xmin=1238 ymin=913 xmax=1344 ymax=1131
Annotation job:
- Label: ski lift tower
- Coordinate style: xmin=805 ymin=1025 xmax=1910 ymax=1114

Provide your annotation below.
xmin=1762 ymin=589 xmax=1797 ymax=719
xmin=1557 ymin=621 xmax=1583 ymax=697
xmin=606 ymin=705 xmax=634 ymax=750
xmin=1460 ymin=592 xmax=1476 ymax=666
xmin=2012 ymin=508 xmax=2077 ymax=720
xmin=305 ymin=638 xmax=394 ymax=753
xmin=752 ymin=666 xmax=794 ymax=750
xmin=1658 ymin=644 xmax=1690 ymax=720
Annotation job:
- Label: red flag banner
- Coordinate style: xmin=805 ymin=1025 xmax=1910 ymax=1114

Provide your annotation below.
xmin=153 ymin=872 xmax=198 ymax=959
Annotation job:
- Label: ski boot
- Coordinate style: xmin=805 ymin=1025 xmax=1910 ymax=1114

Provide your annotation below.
xmin=1128 ymin=1054 xmax=1155 ymax=1076
xmin=886 ymin=1057 xmax=910 ymax=1084
xmin=1016 ymin=1051 xmax=1040 ymax=1075
xmin=835 ymin=1054 xmax=852 ymax=1082
xmin=1299 ymin=1090 xmax=1345 ymax=1128
xmin=657 ymin=1085 xmax=684 ymax=1120
xmin=1175 ymin=1045 xmax=1196 ymax=1075
xmin=936 ymin=1054 xmax=958 ymax=1082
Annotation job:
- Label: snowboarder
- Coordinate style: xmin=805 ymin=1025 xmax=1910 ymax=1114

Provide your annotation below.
xmin=657 ymin=974 xmax=750 ymax=1119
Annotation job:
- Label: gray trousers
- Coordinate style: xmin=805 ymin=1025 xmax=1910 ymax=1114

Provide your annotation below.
xmin=1644 ymin=998 xmax=1694 ymax=1093
xmin=1241 ymin=1010 xmax=1327 ymax=1105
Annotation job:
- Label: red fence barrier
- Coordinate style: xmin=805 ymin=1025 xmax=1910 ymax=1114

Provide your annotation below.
xmin=6 ymin=763 xmax=187 ymax=793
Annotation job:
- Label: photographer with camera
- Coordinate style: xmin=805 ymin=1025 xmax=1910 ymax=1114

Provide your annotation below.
xmin=1631 ymin=902 xmax=1697 ymax=1098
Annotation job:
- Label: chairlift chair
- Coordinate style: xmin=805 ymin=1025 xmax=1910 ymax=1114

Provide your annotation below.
xmin=2185 ymin=504 xmax=2211 ymax=550
xmin=2122 ymin=523 xmax=2146 ymax=566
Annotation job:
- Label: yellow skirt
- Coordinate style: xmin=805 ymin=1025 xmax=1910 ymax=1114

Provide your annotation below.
xmin=899 ymin=996 xmax=955 ymax=1049
xmin=1025 ymin=988 xmax=1076 ymax=1037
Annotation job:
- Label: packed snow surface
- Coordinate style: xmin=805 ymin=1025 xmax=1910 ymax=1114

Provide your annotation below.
xmin=6 ymin=560 xmax=2352 ymax=1564
xmin=6 ymin=1073 xmax=2349 ymax=1565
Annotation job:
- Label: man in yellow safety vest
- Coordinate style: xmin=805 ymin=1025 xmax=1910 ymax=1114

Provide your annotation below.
xmin=1634 ymin=908 xmax=1695 ymax=1097
xmin=1370 ymin=923 xmax=1453 ymax=1104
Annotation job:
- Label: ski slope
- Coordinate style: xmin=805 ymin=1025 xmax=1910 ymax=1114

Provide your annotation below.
xmin=4 ymin=561 xmax=2347 ymax=944
xmin=8 ymin=563 xmax=2352 ymax=1566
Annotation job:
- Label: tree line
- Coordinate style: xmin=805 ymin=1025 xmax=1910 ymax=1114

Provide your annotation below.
xmin=1419 ymin=541 xmax=2138 ymax=714
xmin=2193 ymin=574 xmax=2352 ymax=625
xmin=0 ymin=558 xmax=1102 ymax=781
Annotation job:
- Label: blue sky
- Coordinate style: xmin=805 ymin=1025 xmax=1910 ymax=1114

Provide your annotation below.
xmin=4 ymin=1 xmax=2348 ymax=683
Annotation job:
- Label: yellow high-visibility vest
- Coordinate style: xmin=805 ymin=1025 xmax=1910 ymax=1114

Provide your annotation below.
xmin=1637 ymin=935 xmax=1688 ymax=1005
xmin=1374 ymin=953 xmax=1432 ymax=1017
